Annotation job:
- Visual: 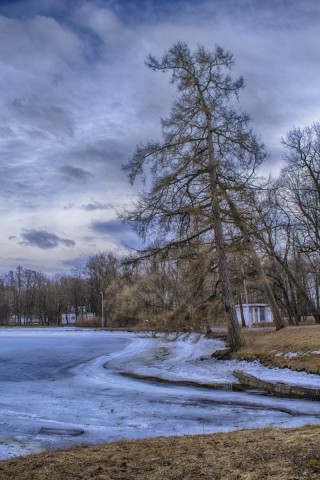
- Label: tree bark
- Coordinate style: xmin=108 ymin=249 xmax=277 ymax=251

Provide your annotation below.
xmin=207 ymin=130 xmax=245 ymax=351
xmin=238 ymin=293 xmax=246 ymax=327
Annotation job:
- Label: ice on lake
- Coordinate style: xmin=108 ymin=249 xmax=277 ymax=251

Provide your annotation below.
xmin=0 ymin=328 xmax=319 ymax=459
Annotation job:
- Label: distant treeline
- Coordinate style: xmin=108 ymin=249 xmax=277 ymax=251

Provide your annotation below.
xmin=0 ymin=239 xmax=319 ymax=330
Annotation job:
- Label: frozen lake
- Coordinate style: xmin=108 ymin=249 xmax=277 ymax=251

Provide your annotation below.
xmin=0 ymin=328 xmax=319 ymax=459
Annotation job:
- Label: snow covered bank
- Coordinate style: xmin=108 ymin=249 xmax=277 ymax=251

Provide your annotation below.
xmin=105 ymin=332 xmax=320 ymax=390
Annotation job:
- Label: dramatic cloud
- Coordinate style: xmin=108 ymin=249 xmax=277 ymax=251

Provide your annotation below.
xmin=90 ymin=219 xmax=141 ymax=248
xmin=80 ymin=201 xmax=112 ymax=211
xmin=11 ymin=98 xmax=75 ymax=137
xmin=20 ymin=230 xmax=76 ymax=250
xmin=59 ymin=165 xmax=94 ymax=182
xmin=63 ymin=201 xmax=112 ymax=211
xmin=0 ymin=0 xmax=319 ymax=273
xmin=91 ymin=219 xmax=127 ymax=235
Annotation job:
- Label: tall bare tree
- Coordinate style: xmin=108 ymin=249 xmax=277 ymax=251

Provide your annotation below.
xmin=281 ymin=123 xmax=320 ymax=255
xmin=123 ymin=43 xmax=266 ymax=351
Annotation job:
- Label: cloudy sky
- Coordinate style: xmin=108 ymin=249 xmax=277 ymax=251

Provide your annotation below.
xmin=0 ymin=0 xmax=319 ymax=275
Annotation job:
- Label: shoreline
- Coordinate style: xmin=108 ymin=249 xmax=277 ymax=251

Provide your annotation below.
xmin=119 ymin=368 xmax=320 ymax=401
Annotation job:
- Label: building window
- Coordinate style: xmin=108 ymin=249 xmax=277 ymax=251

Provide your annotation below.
xmin=259 ymin=306 xmax=266 ymax=322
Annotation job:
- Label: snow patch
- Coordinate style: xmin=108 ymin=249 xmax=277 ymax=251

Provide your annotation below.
xmin=276 ymin=350 xmax=320 ymax=359
xmin=284 ymin=352 xmax=300 ymax=359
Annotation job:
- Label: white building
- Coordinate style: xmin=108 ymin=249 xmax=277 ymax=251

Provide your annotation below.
xmin=235 ymin=303 xmax=273 ymax=327
xmin=61 ymin=313 xmax=77 ymax=325
xmin=61 ymin=312 xmax=95 ymax=325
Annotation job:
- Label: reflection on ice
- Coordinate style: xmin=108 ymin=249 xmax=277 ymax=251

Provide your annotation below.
xmin=0 ymin=328 xmax=319 ymax=460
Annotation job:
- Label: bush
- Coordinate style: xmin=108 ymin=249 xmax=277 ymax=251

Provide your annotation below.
xmin=74 ymin=316 xmax=102 ymax=328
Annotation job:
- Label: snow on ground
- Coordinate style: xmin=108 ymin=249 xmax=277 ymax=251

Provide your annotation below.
xmin=276 ymin=350 xmax=320 ymax=358
xmin=106 ymin=332 xmax=320 ymax=389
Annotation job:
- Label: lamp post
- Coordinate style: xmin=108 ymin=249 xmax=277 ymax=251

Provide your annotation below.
xmin=100 ymin=291 xmax=104 ymax=329
xmin=243 ymin=279 xmax=251 ymax=330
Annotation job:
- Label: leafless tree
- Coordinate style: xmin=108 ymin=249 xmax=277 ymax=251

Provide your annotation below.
xmin=85 ymin=252 xmax=120 ymax=317
xmin=122 ymin=43 xmax=268 ymax=350
xmin=281 ymin=123 xmax=320 ymax=252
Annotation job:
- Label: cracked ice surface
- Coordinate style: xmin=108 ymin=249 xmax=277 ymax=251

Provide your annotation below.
xmin=0 ymin=328 xmax=319 ymax=460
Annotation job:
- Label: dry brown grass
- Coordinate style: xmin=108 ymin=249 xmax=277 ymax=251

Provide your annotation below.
xmin=0 ymin=425 xmax=319 ymax=479
xmin=75 ymin=317 xmax=103 ymax=328
xmin=233 ymin=325 xmax=320 ymax=374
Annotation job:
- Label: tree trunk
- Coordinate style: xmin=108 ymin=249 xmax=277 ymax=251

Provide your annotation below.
xmin=238 ymin=293 xmax=246 ymax=327
xmin=207 ymin=130 xmax=244 ymax=351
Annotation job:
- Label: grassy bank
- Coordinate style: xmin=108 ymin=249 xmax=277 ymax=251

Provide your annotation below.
xmin=0 ymin=425 xmax=319 ymax=479
xmin=233 ymin=325 xmax=320 ymax=374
